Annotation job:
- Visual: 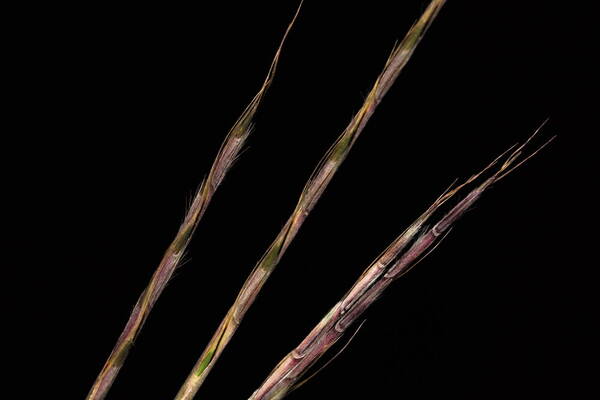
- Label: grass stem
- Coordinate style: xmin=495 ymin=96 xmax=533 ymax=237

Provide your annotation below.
xmin=174 ymin=1 xmax=447 ymax=398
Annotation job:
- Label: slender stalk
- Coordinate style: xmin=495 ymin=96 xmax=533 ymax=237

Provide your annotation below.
xmin=248 ymin=128 xmax=554 ymax=400
xmin=175 ymin=1 xmax=447 ymax=399
xmin=85 ymin=6 xmax=301 ymax=400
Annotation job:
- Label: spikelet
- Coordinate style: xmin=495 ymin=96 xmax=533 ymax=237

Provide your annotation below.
xmin=85 ymin=5 xmax=302 ymax=400
xmin=248 ymin=124 xmax=554 ymax=400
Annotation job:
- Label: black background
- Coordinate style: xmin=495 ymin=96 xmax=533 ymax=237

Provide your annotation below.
xmin=11 ymin=1 xmax=590 ymax=399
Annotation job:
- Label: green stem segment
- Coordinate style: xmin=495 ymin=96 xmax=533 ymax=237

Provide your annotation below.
xmin=175 ymin=1 xmax=447 ymax=399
